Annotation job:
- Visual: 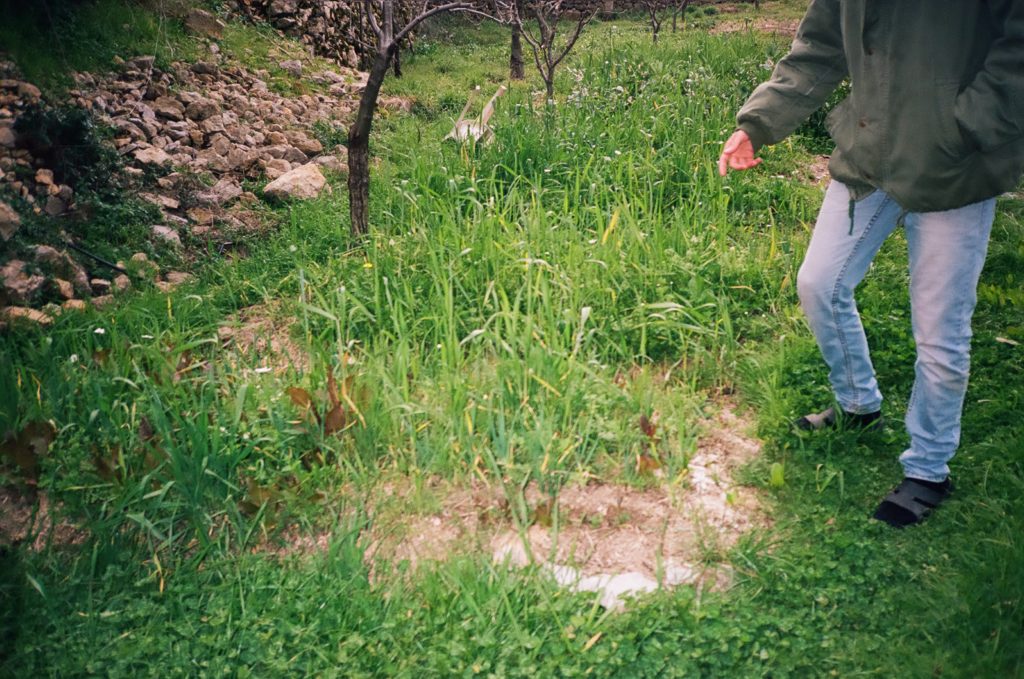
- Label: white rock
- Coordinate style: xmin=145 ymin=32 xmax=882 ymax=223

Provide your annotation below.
xmin=262 ymin=163 xmax=327 ymax=200
xmin=134 ymin=147 xmax=172 ymax=166
xmin=574 ymin=572 xmax=659 ymax=611
xmin=151 ymin=224 xmax=181 ymax=247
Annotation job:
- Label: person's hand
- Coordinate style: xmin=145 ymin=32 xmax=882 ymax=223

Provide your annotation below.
xmin=718 ymin=129 xmax=763 ymax=176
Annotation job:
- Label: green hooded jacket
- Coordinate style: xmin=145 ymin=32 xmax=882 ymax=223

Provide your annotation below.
xmin=736 ymin=0 xmax=1024 ymax=212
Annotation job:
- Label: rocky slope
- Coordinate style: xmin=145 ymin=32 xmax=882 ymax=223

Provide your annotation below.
xmin=0 ymin=10 xmax=371 ymax=328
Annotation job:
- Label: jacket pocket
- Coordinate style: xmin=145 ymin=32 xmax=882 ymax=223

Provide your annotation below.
xmin=935 ymin=81 xmax=973 ymax=159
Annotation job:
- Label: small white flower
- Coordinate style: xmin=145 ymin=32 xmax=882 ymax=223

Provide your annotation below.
xmin=94 ymin=328 xmax=106 ymax=335
xmin=69 ymin=354 xmax=79 ymax=363
xmin=289 ymin=245 xmax=298 ymax=252
xmin=141 ymin=334 xmax=154 ymax=340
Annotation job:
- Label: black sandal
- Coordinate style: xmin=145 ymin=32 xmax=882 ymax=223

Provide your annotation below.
xmin=793 ymin=406 xmax=882 ymax=432
xmin=872 ymin=477 xmax=953 ymax=528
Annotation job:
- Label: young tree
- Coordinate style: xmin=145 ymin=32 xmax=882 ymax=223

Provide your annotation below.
xmin=348 ymin=0 xmax=493 ymax=234
xmin=671 ymin=0 xmax=691 ymax=32
xmin=505 ymin=0 xmax=600 ymax=101
xmin=510 ymin=22 xmax=525 ymax=79
xmin=640 ymin=0 xmax=668 ymax=42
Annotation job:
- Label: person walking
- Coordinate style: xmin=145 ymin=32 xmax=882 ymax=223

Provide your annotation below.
xmin=718 ymin=0 xmax=1024 ymax=527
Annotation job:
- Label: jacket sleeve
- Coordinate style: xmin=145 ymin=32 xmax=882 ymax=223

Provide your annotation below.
xmin=954 ymin=0 xmax=1024 ymax=153
xmin=736 ymin=0 xmax=847 ymax=151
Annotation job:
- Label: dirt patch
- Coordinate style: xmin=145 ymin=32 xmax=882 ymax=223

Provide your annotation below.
xmin=280 ymin=401 xmax=770 ymax=602
xmin=218 ymin=302 xmax=309 ymax=373
xmin=711 ymin=17 xmax=800 ymax=37
xmin=802 ymin=155 xmax=831 ymax=185
xmin=0 ymin=486 xmax=85 ymax=551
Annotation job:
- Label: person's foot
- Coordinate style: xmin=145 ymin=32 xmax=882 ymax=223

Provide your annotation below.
xmin=872 ymin=477 xmax=953 ymax=528
xmin=793 ymin=406 xmax=882 ymax=432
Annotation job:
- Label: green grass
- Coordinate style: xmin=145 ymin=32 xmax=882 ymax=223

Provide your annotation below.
xmin=2 ymin=5 xmax=1023 ymax=676
xmin=0 ymin=0 xmax=203 ymax=93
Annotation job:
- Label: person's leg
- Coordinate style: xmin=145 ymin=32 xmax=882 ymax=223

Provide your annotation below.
xmin=797 ymin=181 xmax=904 ymax=417
xmin=898 ymin=198 xmax=996 ymax=482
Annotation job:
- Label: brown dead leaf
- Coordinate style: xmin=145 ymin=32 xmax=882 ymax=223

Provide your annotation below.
xmin=638 ymin=413 xmax=658 ymax=439
xmin=91 ymin=444 xmax=123 ymax=482
xmin=139 ymin=416 xmax=156 ymax=442
xmin=1 ymin=421 xmax=57 ymax=482
xmin=636 ymin=453 xmax=662 ymax=475
xmin=326 ymin=371 xmax=341 ymax=410
xmin=287 ymin=387 xmax=314 ymax=410
xmin=323 ymin=404 xmax=348 ymax=435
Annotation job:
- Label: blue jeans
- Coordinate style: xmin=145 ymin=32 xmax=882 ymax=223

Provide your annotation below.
xmin=797 ymin=181 xmax=995 ymax=482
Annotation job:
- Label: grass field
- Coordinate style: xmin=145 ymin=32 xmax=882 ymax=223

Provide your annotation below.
xmin=2 ymin=3 xmax=1023 ymax=676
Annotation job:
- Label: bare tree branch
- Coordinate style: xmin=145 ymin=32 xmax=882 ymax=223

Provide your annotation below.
xmin=393 ymin=3 xmax=498 ymax=44
xmin=363 ymin=0 xmax=382 ymax=39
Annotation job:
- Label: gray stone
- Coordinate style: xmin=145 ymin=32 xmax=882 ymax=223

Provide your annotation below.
xmin=32 ymin=245 xmax=90 ymax=296
xmin=151 ymin=224 xmax=182 ymax=247
xmin=153 ymin=96 xmax=185 ymax=121
xmin=314 ymin=154 xmax=346 ymax=174
xmin=0 ymin=125 xmax=16 ymax=149
xmin=0 ymin=200 xmax=20 ymax=241
xmin=279 ymin=60 xmax=303 ymax=78
xmin=285 ymin=130 xmax=323 ymax=156
xmin=43 ymin=195 xmax=66 ymax=216
xmin=196 ymin=177 xmax=242 ymax=206
xmin=185 ymin=9 xmax=225 ymax=39
xmin=129 ymin=55 xmax=156 ymax=72
xmin=2 ymin=260 xmax=46 ymax=305
xmin=90 ymin=278 xmax=112 ymax=295
xmin=268 ymin=0 xmax=299 ymax=17
xmin=191 ymin=62 xmax=219 ymax=76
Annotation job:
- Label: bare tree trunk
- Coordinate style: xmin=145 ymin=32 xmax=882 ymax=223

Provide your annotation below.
xmin=673 ymin=0 xmax=690 ymax=32
xmin=544 ymin=77 xmax=554 ymax=101
xmin=348 ymin=48 xmax=394 ymax=235
xmin=650 ymin=11 xmax=660 ymax=42
xmin=510 ymin=24 xmax=524 ymax=80
xmin=393 ymin=45 xmax=402 ymax=77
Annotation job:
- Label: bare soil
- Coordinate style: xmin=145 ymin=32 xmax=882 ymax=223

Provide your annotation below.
xmin=277 ymin=401 xmax=770 ymax=594
xmin=0 ymin=485 xmax=85 ymax=551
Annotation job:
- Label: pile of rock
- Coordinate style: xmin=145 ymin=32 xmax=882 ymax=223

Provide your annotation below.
xmin=0 ymin=243 xmax=196 ymax=327
xmin=1 ymin=36 xmax=369 ymax=327
xmin=237 ymin=0 xmax=381 ymax=68
xmin=70 ymin=52 xmax=360 ymax=183
xmin=0 ymin=79 xmax=78 ymax=220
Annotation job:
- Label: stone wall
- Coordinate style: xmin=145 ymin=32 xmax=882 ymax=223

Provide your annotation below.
xmin=236 ymin=0 xmax=419 ymax=69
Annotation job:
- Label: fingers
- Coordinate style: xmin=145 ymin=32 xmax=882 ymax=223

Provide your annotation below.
xmin=729 ymin=156 xmax=763 ymax=171
xmin=718 ymin=129 xmax=760 ymax=176
xmin=718 ymin=132 xmax=743 ymax=176
xmin=718 ymin=151 xmax=730 ymax=177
